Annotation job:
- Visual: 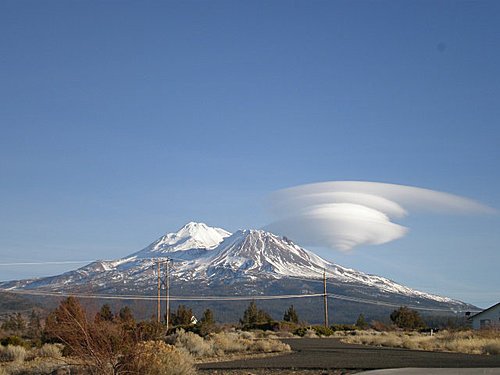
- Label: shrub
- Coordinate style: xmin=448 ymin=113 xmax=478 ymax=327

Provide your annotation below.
xmin=370 ymin=320 xmax=391 ymax=331
xmin=278 ymin=321 xmax=299 ymax=333
xmin=293 ymin=327 xmax=308 ymax=337
xmin=355 ymin=314 xmax=369 ymax=329
xmin=483 ymin=342 xmax=500 ymax=355
xmin=175 ymin=329 xmax=213 ymax=358
xmin=132 ymin=340 xmax=195 ymax=375
xmin=312 ymin=325 xmax=334 ymax=336
xmin=239 ymin=331 xmax=255 ymax=340
xmin=390 ymin=306 xmax=426 ymax=330
xmin=340 ymin=329 xmax=500 ymax=355
xmin=38 ymin=343 xmax=63 ymax=359
xmin=44 ymin=297 xmax=138 ymax=374
xmin=250 ymin=339 xmax=291 ymax=353
xmin=303 ymin=329 xmax=318 ymax=338
xmin=331 ymin=324 xmax=357 ymax=332
xmin=0 ymin=345 xmax=27 ymax=362
xmin=210 ymin=332 xmax=247 ymax=354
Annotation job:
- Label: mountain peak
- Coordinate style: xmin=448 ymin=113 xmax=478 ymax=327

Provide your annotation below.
xmin=132 ymin=222 xmax=231 ymax=258
xmin=202 ymin=228 xmax=330 ymax=278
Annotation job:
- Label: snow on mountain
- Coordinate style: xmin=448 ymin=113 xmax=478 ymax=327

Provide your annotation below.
xmin=0 ymin=222 xmax=465 ymax=307
xmin=171 ymin=229 xmax=454 ymax=303
xmin=131 ymin=222 xmax=231 ymax=259
xmin=180 ymin=229 xmax=331 ymax=280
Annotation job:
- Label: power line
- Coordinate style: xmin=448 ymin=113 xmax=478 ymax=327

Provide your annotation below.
xmin=0 ymin=288 xmax=480 ymax=313
xmin=327 ymin=293 xmax=481 ymax=313
xmin=0 ymin=288 xmax=323 ymax=301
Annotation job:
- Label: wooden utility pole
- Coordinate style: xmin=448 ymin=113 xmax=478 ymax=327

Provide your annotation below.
xmin=157 ymin=259 xmax=161 ymax=323
xmin=323 ymin=268 xmax=329 ymax=328
xmin=165 ymin=259 xmax=170 ymax=329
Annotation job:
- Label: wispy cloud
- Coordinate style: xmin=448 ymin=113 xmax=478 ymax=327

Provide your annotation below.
xmin=265 ymin=181 xmax=496 ymax=251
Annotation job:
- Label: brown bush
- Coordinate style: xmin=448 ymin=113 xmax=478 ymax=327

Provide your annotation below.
xmin=44 ymin=297 xmax=136 ymax=375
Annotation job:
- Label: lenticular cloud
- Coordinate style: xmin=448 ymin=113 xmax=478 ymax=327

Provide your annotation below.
xmin=265 ymin=181 xmax=495 ymax=252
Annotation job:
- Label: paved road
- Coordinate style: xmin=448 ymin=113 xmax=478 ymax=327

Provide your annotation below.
xmin=199 ymin=338 xmax=500 ymax=370
xmin=360 ymin=369 xmax=500 ymax=374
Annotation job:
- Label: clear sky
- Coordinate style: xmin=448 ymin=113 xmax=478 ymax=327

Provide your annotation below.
xmin=1 ymin=1 xmax=499 ymax=308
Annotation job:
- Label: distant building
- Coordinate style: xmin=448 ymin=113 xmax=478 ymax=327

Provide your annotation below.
xmin=468 ymin=302 xmax=500 ymax=330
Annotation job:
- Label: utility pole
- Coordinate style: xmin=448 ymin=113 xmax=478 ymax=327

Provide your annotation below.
xmin=323 ymin=268 xmax=329 ymax=328
xmin=165 ymin=259 xmax=171 ymax=329
xmin=157 ymin=259 xmax=161 ymax=323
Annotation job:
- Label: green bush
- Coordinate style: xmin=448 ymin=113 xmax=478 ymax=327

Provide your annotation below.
xmin=331 ymin=324 xmax=357 ymax=331
xmin=242 ymin=321 xmax=280 ymax=331
xmin=312 ymin=325 xmax=334 ymax=336
xmin=293 ymin=327 xmax=307 ymax=337
xmin=390 ymin=306 xmax=426 ymax=330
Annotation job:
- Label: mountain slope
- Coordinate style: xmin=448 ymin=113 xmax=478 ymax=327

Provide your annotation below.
xmin=0 ymin=222 xmax=476 ymax=320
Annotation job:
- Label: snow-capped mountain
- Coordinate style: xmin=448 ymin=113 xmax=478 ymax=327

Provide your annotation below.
xmin=0 ymin=222 xmax=475 ymax=321
xmin=132 ymin=222 xmax=230 ymax=260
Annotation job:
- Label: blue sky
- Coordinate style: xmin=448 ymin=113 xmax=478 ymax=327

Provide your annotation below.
xmin=1 ymin=1 xmax=499 ymax=308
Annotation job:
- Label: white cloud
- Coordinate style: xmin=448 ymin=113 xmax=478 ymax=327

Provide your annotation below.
xmin=265 ymin=181 xmax=495 ymax=251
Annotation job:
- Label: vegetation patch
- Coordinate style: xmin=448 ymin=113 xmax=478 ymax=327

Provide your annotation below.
xmin=342 ymin=329 xmax=500 ymax=355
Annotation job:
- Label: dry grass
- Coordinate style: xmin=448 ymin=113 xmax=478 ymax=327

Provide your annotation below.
xmin=342 ymin=329 xmax=500 ymax=355
xmin=250 ymin=330 xmax=294 ymax=339
xmin=0 ymin=359 xmax=68 ymax=375
xmin=175 ymin=330 xmax=214 ymax=357
xmin=0 ymin=344 xmax=68 ymax=375
xmin=0 ymin=346 xmax=26 ymax=363
xmin=133 ymin=340 xmax=196 ymax=375
xmin=173 ymin=329 xmax=291 ymax=360
xmin=211 ymin=332 xmax=247 ymax=354
xmin=303 ymin=329 xmax=318 ymax=338
xmin=37 ymin=344 xmax=63 ymax=359
xmin=249 ymin=339 xmax=290 ymax=353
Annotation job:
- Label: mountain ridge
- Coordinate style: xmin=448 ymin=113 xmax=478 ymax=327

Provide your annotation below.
xmin=0 ymin=222 xmax=476 ymax=320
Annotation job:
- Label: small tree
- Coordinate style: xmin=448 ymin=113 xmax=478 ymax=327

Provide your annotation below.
xmin=240 ymin=301 xmax=272 ymax=326
xmin=257 ymin=309 xmax=272 ymax=323
xmin=355 ymin=313 xmax=368 ymax=329
xmin=27 ymin=310 xmax=42 ymax=338
xmin=283 ymin=305 xmax=299 ymax=324
xmin=95 ymin=304 xmax=114 ymax=323
xmin=240 ymin=301 xmax=259 ymax=325
xmin=200 ymin=308 xmax=214 ymax=325
xmin=198 ymin=308 xmax=215 ymax=336
xmin=390 ymin=306 xmax=426 ymax=330
xmin=118 ymin=306 xmax=134 ymax=323
xmin=1 ymin=313 xmax=26 ymax=333
xmin=170 ymin=305 xmax=194 ymax=326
